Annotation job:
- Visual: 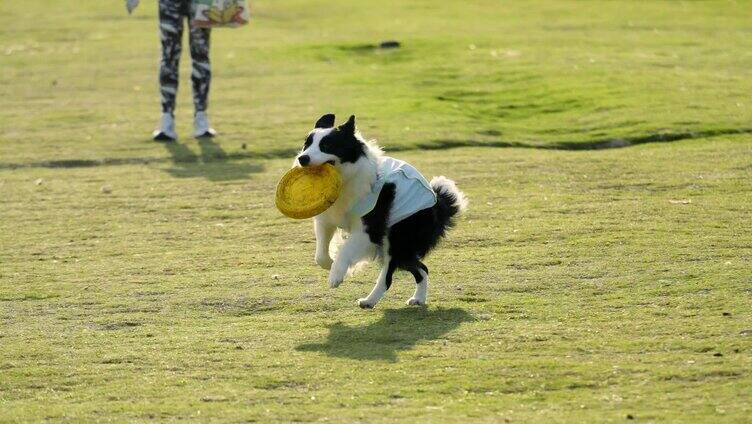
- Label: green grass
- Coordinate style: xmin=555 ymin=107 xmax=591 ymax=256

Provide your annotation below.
xmin=1 ymin=0 xmax=751 ymax=422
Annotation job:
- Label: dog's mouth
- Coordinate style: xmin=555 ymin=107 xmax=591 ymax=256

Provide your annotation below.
xmin=326 ymin=160 xmax=336 ymax=166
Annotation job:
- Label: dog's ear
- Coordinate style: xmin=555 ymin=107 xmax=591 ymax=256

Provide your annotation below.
xmin=314 ymin=114 xmax=336 ymax=129
xmin=339 ymin=115 xmax=356 ymax=134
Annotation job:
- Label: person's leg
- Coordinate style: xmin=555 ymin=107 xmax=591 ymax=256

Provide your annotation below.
xmin=158 ymin=0 xmax=184 ymax=115
xmin=188 ymin=20 xmax=215 ymax=137
xmin=188 ymin=25 xmax=211 ymax=114
xmin=154 ymin=0 xmax=184 ymax=140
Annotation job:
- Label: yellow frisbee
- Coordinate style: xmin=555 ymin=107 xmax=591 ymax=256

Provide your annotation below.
xmin=275 ymin=164 xmax=342 ymax=219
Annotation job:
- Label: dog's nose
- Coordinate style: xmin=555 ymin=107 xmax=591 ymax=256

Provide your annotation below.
xmin=298 ymin=155 xmax=310 ymax=166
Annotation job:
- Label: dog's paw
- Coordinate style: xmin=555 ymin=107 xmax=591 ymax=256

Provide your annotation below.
xmin=328 ymin=263 xmax=348 ymax=288
xmin=315 ymin=255 xmax=333 ymax=270
xmin=328 ymin=272 xmax=344 ymax=289
xmin=357 ymin=298 xmax=375 ymax=309
xmin=407 ymin=297 xmax=427 ymax=306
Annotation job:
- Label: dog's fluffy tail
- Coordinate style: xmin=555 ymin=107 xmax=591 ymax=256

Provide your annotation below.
xmin=430 ymin=176 xmax=468 ymax=231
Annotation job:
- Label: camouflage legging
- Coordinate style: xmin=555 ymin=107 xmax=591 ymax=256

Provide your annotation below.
xmin=158 ymin=0 xmax=211 ymax=114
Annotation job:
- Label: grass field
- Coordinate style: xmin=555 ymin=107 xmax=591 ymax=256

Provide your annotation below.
xmin=1 ymin=0 xmax=751 ymax=422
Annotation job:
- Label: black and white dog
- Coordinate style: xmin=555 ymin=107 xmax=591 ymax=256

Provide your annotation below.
xmin=295 ymin=114 xmax=467 ymax=308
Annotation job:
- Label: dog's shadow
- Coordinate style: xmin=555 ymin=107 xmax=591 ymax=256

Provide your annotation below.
xmin=296 ymin=307 xmax=473 ymax=362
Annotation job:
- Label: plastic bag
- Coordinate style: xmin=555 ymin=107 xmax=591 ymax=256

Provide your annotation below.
xmin=192 ymin=0 xmax=250 ymax=28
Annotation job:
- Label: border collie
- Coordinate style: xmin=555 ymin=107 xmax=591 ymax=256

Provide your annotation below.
xmin=295 ymin=114 xmax=467 ymax=308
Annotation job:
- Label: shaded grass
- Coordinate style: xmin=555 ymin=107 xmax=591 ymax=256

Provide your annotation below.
xmin=4 ymin=126 xmax=752 ymax=173
xmin=297 ymin=308 xmax=474 ymax=362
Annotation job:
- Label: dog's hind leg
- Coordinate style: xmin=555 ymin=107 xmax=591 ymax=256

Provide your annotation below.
xmin=405 ymin=261 xmax=429 ymax=306
xmin=357 ymin=257 xmax=396 ymax=309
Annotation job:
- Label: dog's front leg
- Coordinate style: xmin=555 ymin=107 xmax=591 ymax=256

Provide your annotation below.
xmin=314 ymin=217 xmax=335 ymax=270
xmin=328 ymin=231 xmax=374 ymax=288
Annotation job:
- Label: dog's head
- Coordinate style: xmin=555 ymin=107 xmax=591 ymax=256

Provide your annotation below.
xmin=296 ymin=114 xmax=366 ymax=168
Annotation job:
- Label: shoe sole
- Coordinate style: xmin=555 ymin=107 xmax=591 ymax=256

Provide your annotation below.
xmin=153 ymin=132 xmax=176 ymax=142
xmin=194 ymin=129 xmax=217 ymax=139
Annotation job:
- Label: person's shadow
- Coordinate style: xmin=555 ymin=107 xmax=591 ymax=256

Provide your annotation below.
xmin=162 ymin=137 xmax=262 ymax=181
xmin=296 ymin=307 xmax=473 ymax=362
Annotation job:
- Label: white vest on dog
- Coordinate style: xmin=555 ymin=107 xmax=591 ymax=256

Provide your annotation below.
xmin=350 ymin=157 xmax=437 ymax=226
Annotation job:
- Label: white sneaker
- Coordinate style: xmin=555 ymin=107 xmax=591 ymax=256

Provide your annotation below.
xmin=193 ymin=111 xmax=217 ymax=138
xmin=153 ymin=112 xmax=177 ymax=141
